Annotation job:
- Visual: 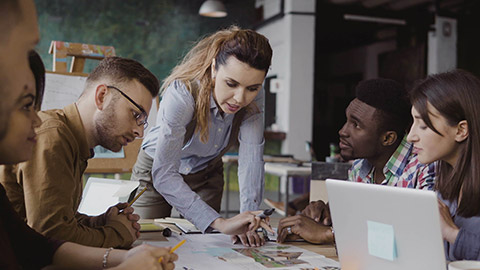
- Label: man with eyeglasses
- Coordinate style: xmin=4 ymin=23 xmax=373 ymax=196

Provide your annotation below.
xmin=1 ymin=56 xmax=159 ymax=248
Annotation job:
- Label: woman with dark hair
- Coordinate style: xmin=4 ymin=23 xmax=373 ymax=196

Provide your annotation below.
xmin=131 ymin=26 xmax=273 ymax=247
xmin=0 ymin=50 xmax=45 ymax=164
xmin=0 ymin=51 xmax=178 ymax=269
xmin=407 ymin=69 xmax=480 ymax=261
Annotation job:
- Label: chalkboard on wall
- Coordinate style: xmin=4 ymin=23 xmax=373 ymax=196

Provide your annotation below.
xmin=35 ymin=0 xmax=257 ymax=82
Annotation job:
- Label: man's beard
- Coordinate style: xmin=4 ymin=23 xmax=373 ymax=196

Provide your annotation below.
xmin=94 ymin=103 xmax=122 ymax=152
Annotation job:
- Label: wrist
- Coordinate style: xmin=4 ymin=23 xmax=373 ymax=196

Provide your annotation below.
xmin=102 ymin=247 xmax=114 ymax=269
xmin=210 ymin=217 xmax=225 ymax=231
xmin=98 ymin=212 xmax=108 ymax=226
xmin=447 ymin=228 xmax=460 ymax=244
xmin=104 ymin=249 xmax=126 ymax=269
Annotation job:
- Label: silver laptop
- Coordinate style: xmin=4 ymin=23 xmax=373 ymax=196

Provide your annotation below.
xmin=326 ymin=179 xmax=446 ymax=270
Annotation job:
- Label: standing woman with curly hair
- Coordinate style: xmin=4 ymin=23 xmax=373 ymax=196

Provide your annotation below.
xmin=131 ymin=26 xmax=273 ymax=246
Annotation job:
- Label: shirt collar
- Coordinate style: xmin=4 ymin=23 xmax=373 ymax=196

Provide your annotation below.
xmin=383 ymin=134 xmax=412 ymax=176
xmin=356 ymin=134 xmax=411 ymax=182
xmin=64 ymin=103 xmax=94 ymax=160
xmin=209 ymin=94 xmax=218 ymax=110
xmin=358 ymin=159 xmax=373 ymax=180
xmin=209 ymin=94 xmax=233 ymax=121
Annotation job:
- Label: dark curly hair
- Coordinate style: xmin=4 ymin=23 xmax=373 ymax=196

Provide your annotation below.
xmin=356 ymin=78 xmax=411 ymax=138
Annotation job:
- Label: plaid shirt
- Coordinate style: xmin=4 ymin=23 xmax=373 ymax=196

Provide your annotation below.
xmin=348 ymin=135 xmax=436 ymax=190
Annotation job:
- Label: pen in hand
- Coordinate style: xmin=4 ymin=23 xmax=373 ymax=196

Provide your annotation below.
xmin=127 ymin=186 xmax=148 ymax=207
xmin=232 ymin=209 xmax=276 ymax=245
xmin=256 ymin=208 xmax=275 ymax=219
xmin=119 ymin=186 xmax=147 ymax=213
xmin=256 ymin=208 xmax=276 ymax=239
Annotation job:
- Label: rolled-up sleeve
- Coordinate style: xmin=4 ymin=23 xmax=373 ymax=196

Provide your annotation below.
xmin=238 ymin=89 xmax=265 ymax=213
xmin=452 ymin=227 xmax=480 ymax=260
xmin=151 ymin=81 xmax=220 ymax=232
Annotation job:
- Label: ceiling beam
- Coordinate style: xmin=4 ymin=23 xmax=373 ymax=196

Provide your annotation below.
xmin=388 ymin=0 xmax=433 ymax=10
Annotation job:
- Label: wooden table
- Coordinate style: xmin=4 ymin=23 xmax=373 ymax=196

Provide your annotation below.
xmin=290 ymin=240 xmax=337 ymax=261
xmin=269 ymin=216 xmax=337 ymax=261
xmin=136 ymin=218 xmax=338 ymax=262
xmin=136 ymin=231 xmax=338 ymax=262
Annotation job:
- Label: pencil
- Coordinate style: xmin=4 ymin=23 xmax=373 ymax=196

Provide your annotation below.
xmin=127 ymin=186 xmax=148 ymax=207
xmin=158 ymin=239 xmax=186 ymax=263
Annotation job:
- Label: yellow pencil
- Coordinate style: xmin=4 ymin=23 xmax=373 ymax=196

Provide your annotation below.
xmin=158 ymin=239 xmax=186 ymax=263
xmin=127 ymin=186 xmax=148 ymax=207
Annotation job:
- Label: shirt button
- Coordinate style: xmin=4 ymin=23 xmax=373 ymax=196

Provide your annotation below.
xmin=218 ymin=128 xmax=222 ymax=132
xmin=214 ymin=145 xmax=218 ymax=148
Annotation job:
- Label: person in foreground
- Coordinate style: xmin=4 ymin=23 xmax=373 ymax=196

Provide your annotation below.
xmin=407 ymin=69 xmax=480 ymax=261
xmin=1 ymin=56 xmax=158 ymax=248
xmin=130 ymin=26 xmax=273 ymax=247
xmin=0 ymin=0 xmax=39 ymax=141
xmin=276 ymin=78 xmax=436 ymax=244
xmin=0 ymin=50 xmax=178 ymax=269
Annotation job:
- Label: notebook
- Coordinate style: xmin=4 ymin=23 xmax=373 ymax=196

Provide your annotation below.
xmin=154 ymin=217 xmax=220 ymax=234
xmin=326 ymin=179 xmax=447 ymax=270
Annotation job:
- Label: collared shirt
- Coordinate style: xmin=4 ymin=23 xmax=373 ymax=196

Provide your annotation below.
xmin=0 ymin=103 xmax=134 ymax=248
xmin=146 ymin=80 xmax=265 ymax=232
xmin=348 ymin=135 xmax=436 ymax=190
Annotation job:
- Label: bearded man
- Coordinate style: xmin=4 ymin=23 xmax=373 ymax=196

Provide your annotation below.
xmin=1 ymin=56 xmax=159 ymax=248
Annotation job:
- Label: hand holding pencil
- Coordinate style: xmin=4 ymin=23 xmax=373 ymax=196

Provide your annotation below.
xmin=104 ymin=187 xmax=148 ymax=239
xmin=126 ymin=186 xmax=148 ymax=207
xmin=120 ymin=244 xmax=178 ymax=270
xmin=118 ymin=186 xmax=148 ymax=213
xmin=158 ymin=239 xmax=186 ymax=263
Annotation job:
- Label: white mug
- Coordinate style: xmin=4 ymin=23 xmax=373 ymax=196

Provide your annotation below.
xmin=449 ymin=260 xmax=480 ymax=270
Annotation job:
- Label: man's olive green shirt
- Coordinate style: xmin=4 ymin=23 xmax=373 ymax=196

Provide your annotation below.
xmin=0 ymin=103 xmax=134 ymax=248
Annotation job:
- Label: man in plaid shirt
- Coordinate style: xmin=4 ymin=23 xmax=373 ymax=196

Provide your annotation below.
xmin=276 ymin=78 xmax=436 ymax=244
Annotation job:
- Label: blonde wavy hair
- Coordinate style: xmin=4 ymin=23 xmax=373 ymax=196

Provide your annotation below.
xmin=161 ymin=26 xmax=272 ymax=143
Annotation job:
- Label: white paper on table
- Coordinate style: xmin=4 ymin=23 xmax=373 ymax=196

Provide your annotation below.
xmin=144 ymin=233 xmax=340 ymax=270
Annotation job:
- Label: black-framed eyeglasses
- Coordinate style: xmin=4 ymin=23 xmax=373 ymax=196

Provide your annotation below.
xmin=107 ymin=85 xmax=148 ymax=129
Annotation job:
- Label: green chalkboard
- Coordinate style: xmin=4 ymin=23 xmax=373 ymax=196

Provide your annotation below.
xmin=34 ymin=0 xmax=256 ymax=82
